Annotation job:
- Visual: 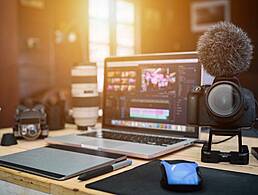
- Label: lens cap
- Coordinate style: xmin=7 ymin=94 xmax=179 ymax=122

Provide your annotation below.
xmin=1 ymin=133 xmax=18 ymax=146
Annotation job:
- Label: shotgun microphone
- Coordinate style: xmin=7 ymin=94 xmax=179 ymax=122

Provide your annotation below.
xmin=197 ymin=22 xmax=253 ymax=77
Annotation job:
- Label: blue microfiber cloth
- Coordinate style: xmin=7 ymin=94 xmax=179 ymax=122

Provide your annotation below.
xmin=160 ymin=160 xmax=202 ymax=191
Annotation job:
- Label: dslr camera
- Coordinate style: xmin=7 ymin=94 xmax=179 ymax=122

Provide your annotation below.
xmin=13 ymin=105 xmax=49 ymax=140
xmin=187 ymin=77 xmax=256 ymax=129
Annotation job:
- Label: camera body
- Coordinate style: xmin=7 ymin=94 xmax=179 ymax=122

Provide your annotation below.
xmin=187 ymin=77 xmax=256 ymax=129
xmin=13 ymin=105 xmax=49 ymax=140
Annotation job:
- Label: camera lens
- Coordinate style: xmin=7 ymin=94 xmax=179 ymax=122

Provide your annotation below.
xmin=20 ymin=124 xmax=41 ymax=140
xmin=71 ymin=64 xmax=99 ymax=130
xmin=207 ymin=83 xmax=242 ymax=117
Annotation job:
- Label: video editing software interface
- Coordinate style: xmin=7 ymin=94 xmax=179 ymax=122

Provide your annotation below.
xmin=104 ymin=56 xmax=200 ymax=134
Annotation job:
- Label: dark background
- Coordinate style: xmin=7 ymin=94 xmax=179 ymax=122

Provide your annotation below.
xmin=0 ymin=0 xmax=257 ymax=128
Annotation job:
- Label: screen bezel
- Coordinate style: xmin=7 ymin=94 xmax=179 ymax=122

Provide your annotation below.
xmin=102 ymin=52 xmax=200 ymax=138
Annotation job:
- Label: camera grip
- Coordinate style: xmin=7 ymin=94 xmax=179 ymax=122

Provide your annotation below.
xmin=187 ymin=92 xmax=199 ymax=125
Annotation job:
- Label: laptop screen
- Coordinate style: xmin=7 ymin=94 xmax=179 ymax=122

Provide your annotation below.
xmin=103 ymin=52 xmax=200 ymax=137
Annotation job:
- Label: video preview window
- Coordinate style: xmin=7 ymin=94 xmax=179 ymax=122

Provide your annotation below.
xmin=141 ymin=66 xmax=176 ymax=92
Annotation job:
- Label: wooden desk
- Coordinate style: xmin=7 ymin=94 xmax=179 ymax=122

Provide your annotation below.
xmin=0 ymin=125 xmax=258 ymax=195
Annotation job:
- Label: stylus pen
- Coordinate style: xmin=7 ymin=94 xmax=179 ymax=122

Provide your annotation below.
xmin=78 ymin=159 xmax=132 ymax=181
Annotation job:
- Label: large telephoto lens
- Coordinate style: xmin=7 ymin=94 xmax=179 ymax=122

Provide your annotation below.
xmin=71 ymin=64 xmax=99 ymax=130
xmin=207 ymin=82 xmax=242 ymax=118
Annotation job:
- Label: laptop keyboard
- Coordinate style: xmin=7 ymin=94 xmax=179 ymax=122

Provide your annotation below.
xmin=79 ymin=131 xmax=186 ymax=147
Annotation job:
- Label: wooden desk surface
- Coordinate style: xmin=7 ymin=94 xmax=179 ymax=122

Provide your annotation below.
xmin=0 ymin=125 xmax=258 ymax=195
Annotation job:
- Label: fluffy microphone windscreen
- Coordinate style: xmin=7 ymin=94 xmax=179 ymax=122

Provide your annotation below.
xmin=197 ymin=22 xmax=253 ymax=77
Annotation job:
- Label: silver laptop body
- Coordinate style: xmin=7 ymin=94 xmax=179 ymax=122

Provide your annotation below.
xmin=47 ymin=52 xmax=201 ymax=159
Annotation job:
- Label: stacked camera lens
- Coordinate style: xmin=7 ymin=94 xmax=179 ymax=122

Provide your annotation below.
xmin=71 ymin=64 xmax=99 ymax=130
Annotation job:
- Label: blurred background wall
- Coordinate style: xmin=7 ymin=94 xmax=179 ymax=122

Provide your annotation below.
xmin=0 ymin=0 xmax=19 ymax=127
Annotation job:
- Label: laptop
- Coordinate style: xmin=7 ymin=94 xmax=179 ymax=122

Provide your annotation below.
xmin=47 ymin=52 xmax=201 ymax=159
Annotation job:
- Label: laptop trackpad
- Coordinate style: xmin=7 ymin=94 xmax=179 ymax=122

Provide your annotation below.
xmin=81 ymin=137 xmax=124 ymax=148
xmin=112 ymin=142 xmax=165 ymax=154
